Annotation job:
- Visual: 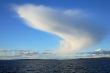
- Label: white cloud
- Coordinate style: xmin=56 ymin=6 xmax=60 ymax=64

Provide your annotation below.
xmin=80 ymin=49 xmax=110 ymax=58
xmin=13 ymin=4 xmax=107 ymax=59
xmin=0 ymin=49 xmax=56 ymax=59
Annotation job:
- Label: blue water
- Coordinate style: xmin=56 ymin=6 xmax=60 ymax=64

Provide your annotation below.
xmin=0 ymin=58 xmax=110 ymax=73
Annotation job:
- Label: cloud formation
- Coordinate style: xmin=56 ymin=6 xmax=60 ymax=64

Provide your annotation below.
xmin=0 ymin=49 xmax=56 ymax=59
xmin=79 ymin=49 xmax=110 ymax=58
xmin=14 ymin=4 xmax=107 ymax=58
xmin=0 ymin=49 xmax=38 ymax=59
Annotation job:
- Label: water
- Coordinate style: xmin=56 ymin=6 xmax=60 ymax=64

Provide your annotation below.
xmin=0 ymin=58 xmax=110 ymax=73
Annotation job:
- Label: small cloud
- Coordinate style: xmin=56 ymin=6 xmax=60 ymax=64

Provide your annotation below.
xmin=95 ymin=48 xmax=103 ymax=52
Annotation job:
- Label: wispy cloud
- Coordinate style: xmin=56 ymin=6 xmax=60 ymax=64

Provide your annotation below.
xmin=13 ymin=4 xmax=107 ymax=58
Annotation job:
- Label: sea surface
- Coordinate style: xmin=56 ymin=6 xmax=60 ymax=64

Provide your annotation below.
xmin=0 ymin=58 xmax=110 ymax=73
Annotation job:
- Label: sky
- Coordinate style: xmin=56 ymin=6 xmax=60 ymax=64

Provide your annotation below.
xmin=0 ymin=0 xmax=110 ymax=59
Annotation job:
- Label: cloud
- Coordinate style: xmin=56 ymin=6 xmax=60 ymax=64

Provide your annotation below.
xmin=1 ymin=49 xmax=109 ymax=59
xmin=80 ymin=49 xmax=110 ymax=58
xmin=0 ymin=49 xmax=56 ymax=59
xmin=13 ymin=4 xmax=107 ymax=58
xmin=0 ymin=49 xmax=38 ymax=59
xmin=90 ymin=49 xmax=110 ymax=55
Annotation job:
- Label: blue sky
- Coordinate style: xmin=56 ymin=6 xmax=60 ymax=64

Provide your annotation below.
xmin=0 ymin=0 xmax=110 ymax=55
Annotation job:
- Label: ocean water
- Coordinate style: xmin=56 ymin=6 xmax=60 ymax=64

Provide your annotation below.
xmin=0 ymin=58 xmax=110 ymax=73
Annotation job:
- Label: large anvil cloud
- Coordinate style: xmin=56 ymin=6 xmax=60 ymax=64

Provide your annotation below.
xmin=14 ymin=4 xmax=106 ymax=58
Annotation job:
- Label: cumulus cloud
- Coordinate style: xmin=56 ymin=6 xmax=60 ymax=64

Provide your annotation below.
xmin=13 ymin=4 xmax=107 ymax=58
xmin=0 ymin=49 xmax=38 ymax=59
xmin=79 ymin=49 xmax=110 ymax=58
xmin=0 ymin=49 xmax=56 ymax=59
